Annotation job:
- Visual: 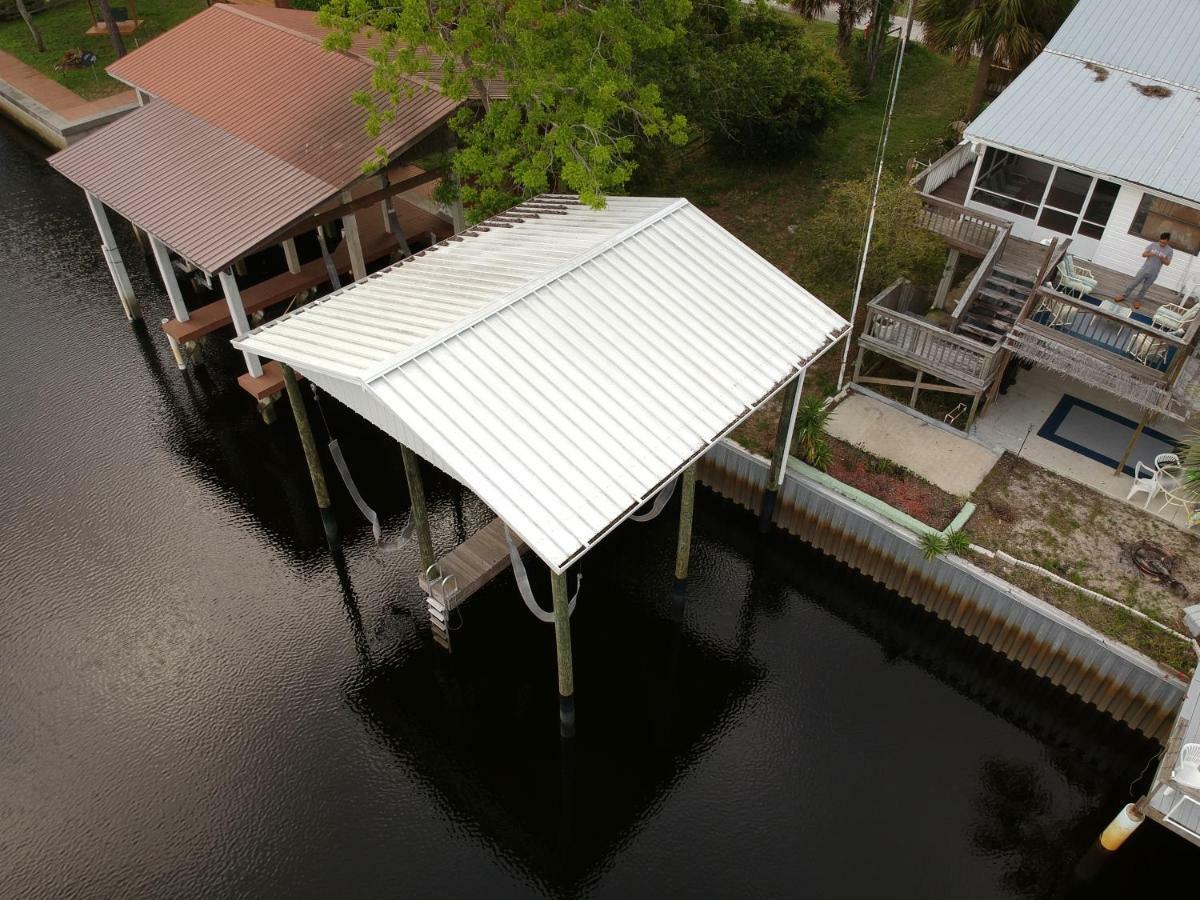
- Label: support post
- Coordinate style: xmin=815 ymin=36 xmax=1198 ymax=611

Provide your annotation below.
xmin=281 ymin=363 xmax=338 ymax=547
xmin=400 ymin=444 xmax=435 ymax=572
xmin=851 ymin=347 xmax=865 ymax=384
xmin=551 ymin=570 xmax=575 ymax=738
xmin=1114 ymin=410 xmax=1152 ymax=475
xmin=909 ymin=370 xmax=924 ymax=407
xmin=672 ymin=462 xmax=698 ymax=614
xmin=966 ymin=391 xmax=982 ymax=429
xmin=162 ymin=318 xmax=186 ymax=370
xmin=149 ymin=235 xmax=189 ymax=322
xmin=282 ymin=239 xmax=301 ymax=275
xmin=340 ymin=190 xmax=367 ymax=282
xmin=759 ymin=372 xmax=805 ymax=531
xmin=84 ymin=191 xmax=140 ymax=321
xmin=933 ymin=248 xmax=960 ymax=310
xmin=378 ymin=172 xmax=412 ymax=258
xmin=218 ymin=269 xmax=263 ymax=378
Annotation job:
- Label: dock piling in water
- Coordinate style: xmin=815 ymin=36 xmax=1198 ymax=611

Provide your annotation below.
xmin=84 ymin=191 xmax=140 ymax=322
xmin=281 ymin=363 xmax=337 ymax=547
xmin=401 ymin=445 xmax=435 ymax=572
xmin=673 ymin=463 xmax=697 ymax=613
xmin=552 ymin=569 xmax=576 ymax=738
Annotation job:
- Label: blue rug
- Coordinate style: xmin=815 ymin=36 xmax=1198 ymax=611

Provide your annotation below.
xmin=1032 ymin=293 xmax=1176 ymax=373
xmin=1037 ymin=394 xmax=1180 ymax=476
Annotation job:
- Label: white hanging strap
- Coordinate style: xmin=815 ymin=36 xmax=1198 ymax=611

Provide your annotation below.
xmin=328 ymin=438 xmax=382 ymax=542
xmin=628 ymin=477 xmax=678 ymax=522
xmin=503 ymin=524 xmax=579 ymax=622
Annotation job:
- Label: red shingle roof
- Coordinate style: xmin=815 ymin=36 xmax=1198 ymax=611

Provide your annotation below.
xmin=49 ymin=3 xmax=460 ymax=273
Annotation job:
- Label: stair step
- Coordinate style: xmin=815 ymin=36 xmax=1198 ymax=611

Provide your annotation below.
xmin=979 ymin=284 xmax=1026 ymax=306
xmin=431 ymin=628 xmax=452 ymax=651
xmin=992 ymin=267 xmax=1035 ymax=288
xmin=959 ymin=323 xmax=1004 ymax=343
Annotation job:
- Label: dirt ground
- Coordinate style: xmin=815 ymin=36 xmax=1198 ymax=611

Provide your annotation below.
xmin=970 ymin=454 xmax=1198 ymax=675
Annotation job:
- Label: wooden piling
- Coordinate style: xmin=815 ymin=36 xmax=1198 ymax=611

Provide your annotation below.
xmin=673 ymin=462 xmax=697 ymax=615
xmin=281 ymin=363 xmax=338 ymax=546
xmin=1114 ymin=410 xmax=1152 ymax=475
xmin=551 ymin=569 xmax=576 ymax=738
xmin=401 ymin=444 xmax=435 ymax=572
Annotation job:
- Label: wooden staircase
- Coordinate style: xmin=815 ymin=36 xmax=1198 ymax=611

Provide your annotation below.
xmin=957 ymin=267 xmax=1034 ymax=346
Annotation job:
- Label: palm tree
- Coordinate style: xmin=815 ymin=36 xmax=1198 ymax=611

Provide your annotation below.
xmin=917 ymin=0 xmax=1075 ymax=119
xmin=791 ymin=0 xmax=873 ymax=57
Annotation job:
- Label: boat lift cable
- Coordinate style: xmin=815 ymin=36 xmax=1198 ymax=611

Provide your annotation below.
xmin=836 ymin=0 xmax=917 ymax=391
xmin=503 ymin=524 xmax=579 ymax=623
xmin=310 ymin=384 xmax=413 ymax=547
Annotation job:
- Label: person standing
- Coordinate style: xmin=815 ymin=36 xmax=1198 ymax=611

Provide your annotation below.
xmin=1116 ymin=232 xmax=1173 ymax=302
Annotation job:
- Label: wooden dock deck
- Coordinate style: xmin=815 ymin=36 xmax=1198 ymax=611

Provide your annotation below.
xmin=418 ymin=518 xmax=526 ymax=612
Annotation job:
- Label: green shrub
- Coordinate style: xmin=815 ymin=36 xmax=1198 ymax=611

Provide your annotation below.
xmin=920 ymin=531 xmax=948 ymax=560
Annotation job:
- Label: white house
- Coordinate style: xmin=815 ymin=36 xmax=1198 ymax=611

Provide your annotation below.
xmin=958 ymin=0 xmax=1199 ymax=292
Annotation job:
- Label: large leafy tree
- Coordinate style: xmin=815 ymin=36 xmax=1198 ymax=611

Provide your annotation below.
xmin=320 ymin=0 xmax=690 ymax=218
xmin=916 ymin=0 xmax=1075 ymax=119
xmin=790 ymin=0 xmax=871 ymax=57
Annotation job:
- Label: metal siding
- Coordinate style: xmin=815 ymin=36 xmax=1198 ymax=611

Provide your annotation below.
xmin=237 ymin=197 xmax=847 ymax=570
xmin=966 ymin=53 xmax=1200 ymax=204
xmin=699 ymin=439 xmax=1186 ymax=740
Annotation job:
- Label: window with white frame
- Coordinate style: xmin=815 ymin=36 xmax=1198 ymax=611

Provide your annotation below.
xmin=970 ymin=147 xmax=1120 ymax=239
xmin=1128 ymin=195 xmax=1200 ymax=255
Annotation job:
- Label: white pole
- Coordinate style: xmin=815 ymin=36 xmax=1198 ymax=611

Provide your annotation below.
xmin=85 ymin=191 xmax=140 ymax=321
xmin=836 ymin=0 xmax=916 ymax=390
xmin=218 ymin=269 xmax=263 ymax=378
xmin=776 ymin=369 xmax=806 ymax=487
xmin=149 ymin=235 xmax=189 ymax=322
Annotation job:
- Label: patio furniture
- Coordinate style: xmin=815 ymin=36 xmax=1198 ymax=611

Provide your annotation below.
xmin=1126 ymin=461 xmax=1161 ymax=506
xmin=1175 ymin=744 xmax=1200 ymax=789
xmin=1055 ymin=255 xmax=1098 ymax=298
xmin=1129 ymin=330 xmax=1169 ymax=367
xmin=1150 ymin=464 xmax=1197 ymax=524
xmin=1151 ymin=300 xmax=1199 ymax=336
xmin=1035 ymin=293 xmax=1076 ymax=329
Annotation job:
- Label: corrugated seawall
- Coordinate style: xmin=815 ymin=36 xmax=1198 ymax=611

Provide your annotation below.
xmin=698 ymin=440 xmax=1186 ymax=741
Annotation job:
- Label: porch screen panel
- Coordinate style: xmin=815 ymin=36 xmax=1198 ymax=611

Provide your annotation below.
xmin=972 ymin=148 xmax=1051 ymax=219
xmin=1079 ymin=181 xmax=1120 ymax=240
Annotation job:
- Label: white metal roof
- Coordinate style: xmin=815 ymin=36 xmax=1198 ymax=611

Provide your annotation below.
xmin=236 ymin=195 xmax=847 ymax=571
xmin=965 ymin=0 xmax=1200 ymax=204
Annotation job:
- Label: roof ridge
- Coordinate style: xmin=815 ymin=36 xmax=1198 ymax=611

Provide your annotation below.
xmin=356 ymin=196 xmax=688 ymax=384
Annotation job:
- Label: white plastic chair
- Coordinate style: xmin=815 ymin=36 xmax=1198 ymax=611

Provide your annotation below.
xmin=1155 ymin=452 xmax=1181 ymax=469
xmin=1174 ymin=743 xmax=1200 ymax=789
xmin=1056 ymin=255 xmax=1098 ymax=297
xmin=1126 ymin=461 xmax=1162 ymax=507
xmin=1152 ymin=301 xmax=1199 ymax=336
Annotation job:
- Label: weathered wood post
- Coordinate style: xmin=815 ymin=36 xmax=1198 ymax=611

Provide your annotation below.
xmin=759 ymin=373 xmax=805 ymax=531
xmin=84 ymin=191 xmax=140 ymax=322
xmin=281 ymin=363 xmax=338 ymax=547
xmin=282 ymin=239 xmax=301 ymax=275
xmin=340 ymin=190 xmax=368 ymax=282
xmin=400 ymin=445 xmax=435 ymax=572
xmin=932 ymin=248 xmax=960 ymax=310
xmin=1114 ymin=410 xmax=1153 ymax=475
xmin=551 ymin=569 xmax=576 ymax=738
xmin=673 ymin=462 xmax=698 ymax=614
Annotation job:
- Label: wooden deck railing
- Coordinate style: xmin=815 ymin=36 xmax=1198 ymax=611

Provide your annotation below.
xmin=860 ymin=280 xmax=1003 ymax=389
xmin=949 ymin=220 xmax=1011 ymax=331
xmin=910 ymin=141 xmax=977 ymax=195
xmin=915 ymin=194 xmax=1009 ymax=256
xmin=1013 ymin=286 xmax=1191 ymax=385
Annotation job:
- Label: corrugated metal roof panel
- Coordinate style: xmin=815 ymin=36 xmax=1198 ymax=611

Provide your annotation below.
xmin=1046 ymin=0 xmax=1200 ymax=90
xmin=965 ymin=53 xmax=1200 ymax=203
xmin=48 ymin=100 xmax=333 ymax=271
xmin=236 ymin=196 xmax=848 ymax=571
xmin=48 ymin=4 xmax=459 ymax=272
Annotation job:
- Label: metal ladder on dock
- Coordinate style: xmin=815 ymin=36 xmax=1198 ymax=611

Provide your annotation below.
xmin=423 ymin=564 xmax=460 ymax=651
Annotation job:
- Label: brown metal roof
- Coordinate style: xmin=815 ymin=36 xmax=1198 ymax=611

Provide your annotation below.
xmin=48 ymin=4 xmax=460 ymax=273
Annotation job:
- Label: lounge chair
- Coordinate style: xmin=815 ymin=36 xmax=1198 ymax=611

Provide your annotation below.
xmin=1152 ymin=300 xmax=1199 ymax=336
xmin=1055 ymin=255 xmax=1098 ymax=298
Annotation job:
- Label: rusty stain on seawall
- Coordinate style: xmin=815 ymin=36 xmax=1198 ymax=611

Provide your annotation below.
xmin=697 ymin=440 xmax=1186 ymax=741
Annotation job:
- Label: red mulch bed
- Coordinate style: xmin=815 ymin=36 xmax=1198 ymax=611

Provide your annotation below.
xmin=825 ymin=436 xmax=961 ymax=530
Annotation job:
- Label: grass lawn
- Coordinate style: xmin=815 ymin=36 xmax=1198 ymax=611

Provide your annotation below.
xmin=0 ymin=0 xmax=206 ymax=99
xmin=970 ymin=454 xmax=1198 ymax=675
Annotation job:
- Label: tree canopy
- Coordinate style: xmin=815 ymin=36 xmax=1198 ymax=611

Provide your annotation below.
xmin=319 ymin=0 xmax=691 ymax=218
xmin=917 ymin=0 xmax=1076 ymax=118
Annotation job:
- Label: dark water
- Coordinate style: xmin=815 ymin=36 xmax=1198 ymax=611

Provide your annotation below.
xmin=2 ymin=118 xmax=1198 ymax=899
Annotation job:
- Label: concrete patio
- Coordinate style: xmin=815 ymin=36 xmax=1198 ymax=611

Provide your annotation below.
xmin=971 ymin=366 xmax=1194 ymax=529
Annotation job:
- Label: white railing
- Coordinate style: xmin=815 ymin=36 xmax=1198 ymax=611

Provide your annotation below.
xmin=912 ymin=141 xmax=977 ymax=195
